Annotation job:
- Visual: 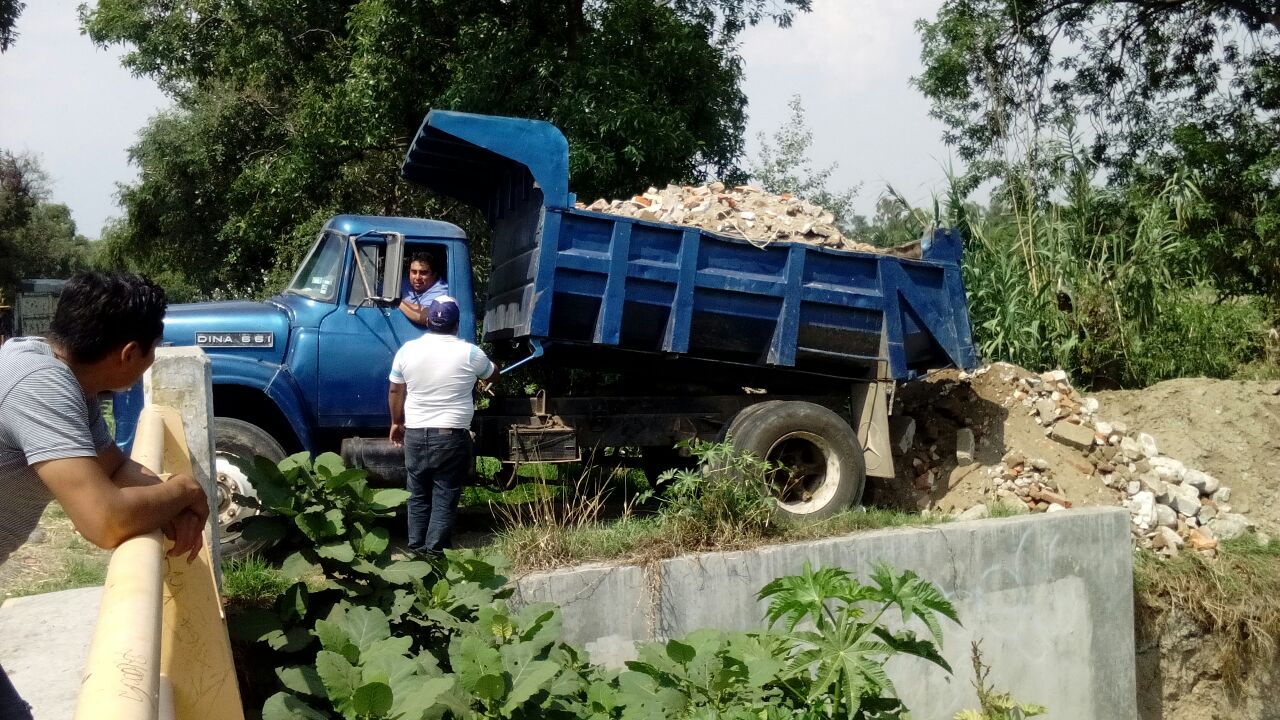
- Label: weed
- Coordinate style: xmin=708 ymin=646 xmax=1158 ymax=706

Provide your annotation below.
xmin=955 ymin=641 xmax=1046 ymax=719
xmin=1134 ymin=535 xmax=1280 ymax=691
xmin=222 ymin=555 xmax=293 ymax=603
xmin=649 ymin=439 xmax=779 ymax=549
xmin=491 ymin=463 xmax=645 ymax=570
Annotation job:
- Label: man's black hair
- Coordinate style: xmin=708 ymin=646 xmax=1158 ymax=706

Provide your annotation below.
xmin=408 ymin=252 xmax=438 ymax=273
xmin=48 ymin=271 xmax=167 ymax=363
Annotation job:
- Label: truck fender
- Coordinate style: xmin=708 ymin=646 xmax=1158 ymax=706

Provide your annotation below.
xmin=207 ymin=355 xmax=315 ymax=453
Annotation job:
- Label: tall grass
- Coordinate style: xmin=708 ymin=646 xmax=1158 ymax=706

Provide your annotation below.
xmin=936 ymin=134 xmax=1273 ymax=389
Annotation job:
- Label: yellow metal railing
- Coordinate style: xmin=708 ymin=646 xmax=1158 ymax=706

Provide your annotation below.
xmin=75 ymin=405 xmax=244 ymax=720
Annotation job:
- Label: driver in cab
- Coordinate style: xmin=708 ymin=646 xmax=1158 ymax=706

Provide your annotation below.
xmin=398 ymin=252 xmax=450 ymax=327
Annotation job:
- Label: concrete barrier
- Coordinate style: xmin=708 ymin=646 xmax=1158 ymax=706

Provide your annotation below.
xmin=512 ymin=507 xmax=1136 ymax=720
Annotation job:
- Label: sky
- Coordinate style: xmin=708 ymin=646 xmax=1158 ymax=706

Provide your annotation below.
xmin=0 ymin=0 xmax=954 ymax=241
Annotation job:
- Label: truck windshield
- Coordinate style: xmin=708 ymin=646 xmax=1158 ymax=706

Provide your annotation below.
xmin=286 ymin=231 xmax=345 ymax=301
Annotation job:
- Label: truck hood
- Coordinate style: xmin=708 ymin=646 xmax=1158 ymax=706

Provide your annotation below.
xmin=163 ymin=300 xmax=291 ymax=364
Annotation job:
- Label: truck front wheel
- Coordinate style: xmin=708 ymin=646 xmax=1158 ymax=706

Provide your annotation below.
xmin=215 ymin=417 xmax=286 ymax=559
xmin=727 ymin=401 xmax=865 ymax=520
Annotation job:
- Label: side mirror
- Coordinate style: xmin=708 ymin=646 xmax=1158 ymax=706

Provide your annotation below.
xmin=372 ymin=297 xmax=402 ymax=309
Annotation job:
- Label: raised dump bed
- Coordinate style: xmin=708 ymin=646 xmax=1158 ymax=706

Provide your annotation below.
xmin=402 ymin=110 xmax=977 ymax=383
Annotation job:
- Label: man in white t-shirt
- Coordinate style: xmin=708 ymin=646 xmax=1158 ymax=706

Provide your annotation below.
xmin=387 ymin=296 xmax=496 ymax=555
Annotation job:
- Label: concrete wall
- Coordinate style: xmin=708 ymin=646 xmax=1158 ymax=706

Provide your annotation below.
xmin=511 ymin=507 xmax=1136 ymax=720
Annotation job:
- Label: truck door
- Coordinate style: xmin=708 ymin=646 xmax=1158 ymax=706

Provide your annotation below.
xmin=315 ymin=240 xmax=428 ymax=427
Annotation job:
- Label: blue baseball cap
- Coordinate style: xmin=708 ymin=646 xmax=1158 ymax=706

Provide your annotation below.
xmin=427 ymin=296 xmax=460 ymax=331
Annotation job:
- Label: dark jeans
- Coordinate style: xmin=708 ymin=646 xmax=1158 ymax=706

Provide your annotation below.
xmin=0 ymin=664 xmax=32 ymax=720
xmin=404 ymin=428 xmax=471 ymax=554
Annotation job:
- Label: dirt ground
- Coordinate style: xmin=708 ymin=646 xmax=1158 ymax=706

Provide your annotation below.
xmin=1097 ymin=378 xmax=1280 ymax=536
xmin=0 ymin=504 xmax=109 ymax=600
xmin=866 ymin=363 xmax=1280 ymax=539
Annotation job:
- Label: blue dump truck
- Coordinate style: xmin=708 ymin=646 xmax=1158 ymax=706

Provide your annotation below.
xmin=117 ymin=110 xmax=977 ymax=557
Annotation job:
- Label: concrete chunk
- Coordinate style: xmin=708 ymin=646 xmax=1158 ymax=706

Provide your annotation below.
xmin=1050 ymin=421 xmax=1095 ymax=450
xmin=955 ymin=428 xmax=976 ymax=465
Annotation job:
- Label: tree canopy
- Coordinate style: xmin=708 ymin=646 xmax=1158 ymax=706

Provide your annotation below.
xmin=0 ymin=151 xmax=93 ymax=302
xmin=0 ymin=0 xmax=22 ymax=51
xmin=84 ymin=0 xmax=810 ymax=297
xmin=749 ymin=95 xmax=860 ymax=233
xmin=916 ymin=0 xmax=1280 ymax=302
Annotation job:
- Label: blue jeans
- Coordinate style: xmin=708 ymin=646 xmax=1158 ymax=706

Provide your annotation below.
xmin=0 ymin=664 xmax=32 ymax=719
xmin=404 ymin=428 xmax=471 ymax=554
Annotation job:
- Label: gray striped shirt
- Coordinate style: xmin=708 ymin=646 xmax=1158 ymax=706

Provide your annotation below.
xmin=0 ymin=338 xmax=113 ymax=566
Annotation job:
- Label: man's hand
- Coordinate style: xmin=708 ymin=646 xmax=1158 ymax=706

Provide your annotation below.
xmin=163 ymin=473 xmax=209 ymax=562
xmin=389 ymin=422 xmax=406 ymax=446
xmin=163 ymin=509 xmax=206 ymax=562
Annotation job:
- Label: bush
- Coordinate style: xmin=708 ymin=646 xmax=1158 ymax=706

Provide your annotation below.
xmin=233 ymin=452 xmax=971 ymax=719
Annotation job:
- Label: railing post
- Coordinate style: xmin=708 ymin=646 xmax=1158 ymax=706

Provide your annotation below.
xmin=142 ymin=347 xmax=220 ymax=578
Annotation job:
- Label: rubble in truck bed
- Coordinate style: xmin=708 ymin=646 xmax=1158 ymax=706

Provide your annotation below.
xmin=576 ymin=183 xmax=922 ymax=257
xmin=874 ymin=362 xmax=1270 ymax=558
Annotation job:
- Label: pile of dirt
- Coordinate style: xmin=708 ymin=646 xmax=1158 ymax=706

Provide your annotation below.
xmin=866 ymin=363 xmax=1280 ymax=548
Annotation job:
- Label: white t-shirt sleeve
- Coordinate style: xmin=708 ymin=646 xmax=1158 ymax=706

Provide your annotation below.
xmin=468 ymin=345 xmax=495 ymax=380
xmin=389 ymin=347 xmax=407 ymax=384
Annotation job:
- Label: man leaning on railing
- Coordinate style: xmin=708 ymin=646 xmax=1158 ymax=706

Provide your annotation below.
xmin=0 ymin=272 xmax=209 ymax=719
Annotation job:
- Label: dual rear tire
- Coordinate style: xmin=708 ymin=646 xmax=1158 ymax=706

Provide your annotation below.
xmin=724 ymin=401 xmax=866 ymax=521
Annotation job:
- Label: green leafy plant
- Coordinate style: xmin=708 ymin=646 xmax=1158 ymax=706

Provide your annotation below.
xmin=649 ymin=439 xmax=779 ymax=549
xmin=232 ymin=452 xmax=965 ymax=720
xmin=758 ymin=562 xmax=960 ymax=719
xmin=954 ymin=642 xmax=1046 ymax=720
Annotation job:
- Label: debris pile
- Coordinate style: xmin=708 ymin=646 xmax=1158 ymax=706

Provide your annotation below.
xmin=577 ymin=183 xmax=911 ymax=255
xmin=880 ymin=362 xmax=1270 ymax=558
xmin=898 ymin=365 xmax=1260 ymax=558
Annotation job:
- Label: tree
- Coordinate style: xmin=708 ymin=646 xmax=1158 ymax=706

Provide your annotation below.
xmin=0 ymin=0 xmax=22 ymax=51
xmin=915 ymin=0 xmax=1280 ymax=302
xmin=749 ymin=95 xmax=861 ymax=232
xmin=83 ymin=0 xmax=811 ymax=297
xmin=0 ymin=151 xmax=93 ymax=302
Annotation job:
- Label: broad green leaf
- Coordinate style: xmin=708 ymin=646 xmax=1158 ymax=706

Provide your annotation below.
xmin=615 ymin=670 xmax=687 ymax=719
xmin=279 ymin=452 xmax=312 ymax=473
xmin=314 ymin=617 xmax=355 ymax=657
xmin=262 ymin=692 xmax=328 ymax=720
xmin=275 ymin=665 xmax=325 ymax=697
xmin=665 ymin=639 xmax=695 ymax=665
xmin=238 ymin=515 xmax=288 ymax=543
xmin=392 ymin=676 xmax=455 ymax=719
xmin=473 ymin=673 xmax=506 ymax=703
xmin=379 ymin=560 xmax=433 ymax=585
xmin=335 ymin=605 xmax=391 ymax=652
xmin=248 ymin=456 xmax=293 ymax=511
xmin=360 ymin=525 xmax=391 ymax=556
xmin=315 ymin=650 xmax=361 ymax=703
xmin=351 ymin=681 xmax=393 ymax=716
xmin=362 ymin=635 xmax=413 ymax=663
xmin=325 ymin=467 xmax=367 ymax=491
xmin=389 ymin=589 xmax=415 ymax=620
xmin=296 ymin=509 xmax=344 ymax=541
xmin=227 ymin=606 xmax=282 ymax=643
xmin=502 ymin=658 xmax=559 ymax=713
xmin=586 ymin=679 xmax=619 ymax=712
xmin=448 ymin=635 xmax=503 ymax=694
xmin=316 ymin=541 xmax=356 ymax=563
xmin=313 ymin=452 xmax=346 ymax=477
xmin=369 ymin=488 xmax=411 ymax=510
xmin=363 ymin=651 xmax=418 ymax=689
xmin=281 ymin=583 xmax=309 ymax=623
xmin=265 ymin=625 xmax=312 ymax=653
xmin=280 ymin=551 xmax=323 ymax=582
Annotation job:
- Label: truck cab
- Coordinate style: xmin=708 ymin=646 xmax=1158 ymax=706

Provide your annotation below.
xmin=118 ymin=214 xmax=476 ymax=555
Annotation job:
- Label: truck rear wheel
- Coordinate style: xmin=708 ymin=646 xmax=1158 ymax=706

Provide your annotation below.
xmin=727 ymin=401 xmax=865 ymax=520
xmin=215 ymin=417 xmax=286 ymax=559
